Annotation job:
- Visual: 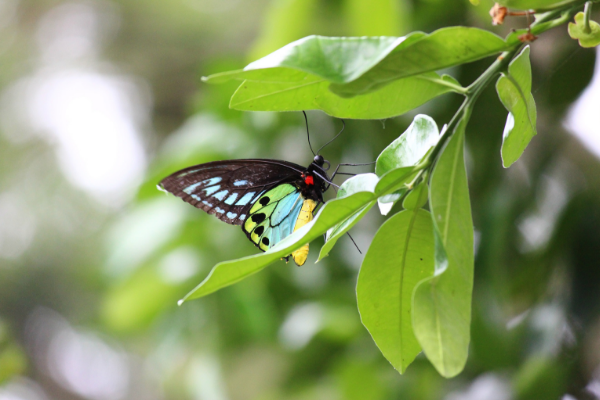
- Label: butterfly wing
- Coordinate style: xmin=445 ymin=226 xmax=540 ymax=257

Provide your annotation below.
xmin=242 ymin=184 xmax=305 ymax=251
xmin=159 ymin=159 xmax=305 ymax=226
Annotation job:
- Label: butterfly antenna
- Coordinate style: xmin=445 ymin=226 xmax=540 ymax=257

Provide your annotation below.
xmin=317 ymin=119 xmax=345 ymax=155
xmin=347 ymin=232 xmax=362 ymax=254
xmin=303 ymin=111 xmax=316 ymax=156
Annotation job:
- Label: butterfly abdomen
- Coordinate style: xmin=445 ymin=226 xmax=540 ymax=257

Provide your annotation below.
xmin=291 ymin=199 xmax=317 ymax=266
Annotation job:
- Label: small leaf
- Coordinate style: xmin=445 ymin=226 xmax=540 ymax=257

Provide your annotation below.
xmin=337 ymin=173 xmax=379 ymax=198
xmin=568 ymin=12 xmax=600 ymax=48
xmin=230 ymin=73 xmax=463 ymax=119
xmin=318 ymin=174 xmax=378 ymax=261
xmin=376 ymin=115 xmax=439 ymax=176
xmin=375 ymin=115 xmax=438 ymax=214
xmin=402 ymin=181 xmax=429 ymax=210
xmin=330 ymin=27 xmax=508 ymax=96
xmin=357 ymin=209 xmax=435 ymax=373
xmin=412 ymin=118 xmax=474 ymax=378
xmin=496 ymin=46 xmax=537 ymax=168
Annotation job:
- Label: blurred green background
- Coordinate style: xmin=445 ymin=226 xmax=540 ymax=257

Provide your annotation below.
xmin=1 ymin=0 xmax=600 ymax=399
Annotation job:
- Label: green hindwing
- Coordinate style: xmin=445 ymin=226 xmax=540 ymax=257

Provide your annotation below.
xmin=242 ymin=184 xmax=304 ymax=251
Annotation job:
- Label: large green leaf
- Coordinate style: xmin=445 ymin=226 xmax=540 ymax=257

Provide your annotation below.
xmin=229 ymin=73 xmax=462 ymax=119
xmin=497 ymin=0 xmax=573 ymax=10
xmin=376 ymin=114 xmax=439 ymax=214
xmin=330 ymin=27 xmax=508 ymax=96
xmin=357 ymin=208 xmax=435 ymax=373
xmin=181 ymin=166 xmax=417 ymax=302
xmin=317 ymin=174 xmax=379 ymax=261
xmin=496 ymin=46 xmax=537 ymax=168
xmin=204 ymin=35 xmax=422 ymax=84
xmin=412 ymin=118 xmax=474 ymax=378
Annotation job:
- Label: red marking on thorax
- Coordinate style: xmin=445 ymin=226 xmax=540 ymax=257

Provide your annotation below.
xmin=304 ymin=175 xmax=314 ymax=185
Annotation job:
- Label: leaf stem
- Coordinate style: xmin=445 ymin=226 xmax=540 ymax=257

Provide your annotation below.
xmin=584 ymin=1 xmax=593 ymax=33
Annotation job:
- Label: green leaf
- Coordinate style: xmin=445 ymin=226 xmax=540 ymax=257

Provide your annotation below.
xmin=318 ymin=174 xmax=379 ymax=261
xmin=402 ymin=181 xmax=429 ymax=210
xmin=203 ymin=35 xmax=419 ymax=84
xmin=497 ymin=0 xmax=573 ymax=10
xmin=412 ymin=118 xmax=474 ymax=378
xmin=376 ymin=115 xmax=439 ymax=176
xmin=568 ymin=12 xmax=600 ymax=48
xmin=376 ymin=114 xmax=439 ymax=214
xmin=496 ymin=46 xmax=537 ymax=168
xmin=229 ymin=73 xmax=463 ymax=119
xmin=182 ymin=166 xmax=417 ymax=302
xmin=330 ymin=27 xmax=508 ymax=96
xmin=357 ymin=208 xmax=435 ymax=373
xmin=336 ymin=173 xmax=380 ymax=197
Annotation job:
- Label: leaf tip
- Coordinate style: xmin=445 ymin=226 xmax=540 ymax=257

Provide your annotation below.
xmin=177 ymin=299 xmax=184 ymax=306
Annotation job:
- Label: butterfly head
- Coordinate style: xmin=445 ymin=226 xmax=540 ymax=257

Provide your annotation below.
xmin=303 ymin=155 xmax=331 ymax=200
xmin=312 ymin=154 xmax=330 ymax=171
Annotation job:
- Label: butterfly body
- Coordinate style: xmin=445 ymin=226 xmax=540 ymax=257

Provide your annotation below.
xmin=159 ymin=156 xmax=331 ymax=266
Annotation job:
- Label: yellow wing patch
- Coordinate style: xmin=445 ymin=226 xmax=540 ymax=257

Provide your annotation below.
xmin=291 ymin=199 xmax=317 ymax=266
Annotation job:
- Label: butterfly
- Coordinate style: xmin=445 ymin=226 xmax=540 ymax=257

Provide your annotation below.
xmin=158 ymin=154 xmax=335 ymax=265
xmin=157 ymin=113 xmax=362 ymax=266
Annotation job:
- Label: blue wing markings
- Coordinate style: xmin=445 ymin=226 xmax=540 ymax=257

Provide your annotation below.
xmin=268 ymin=192 xmax=303 ymax=248
xmin=213 ymin=190 xmax=228 ymax=201
xmin=225 ymin=193 xmax=238 ymax=205
xmin=234 ymin=180 xmax=249 ymax=186
xmin=250 ymin=191 xmax=265 ymax=204
xmin=203 ymin=186 xmax=220 ymax=196
xmin=183 ymin=177 xmax=222 ymax=194
xmin=236 ymin=192 xmax=255 ymax=206
xmin=271 ymin=192 xmax=301 ymax=225
xmin=243 ymin=184 xmax=306 ymax=250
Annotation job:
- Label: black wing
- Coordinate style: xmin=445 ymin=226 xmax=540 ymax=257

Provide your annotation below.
xmin=159 ymin=159 xmax=306 ymax=225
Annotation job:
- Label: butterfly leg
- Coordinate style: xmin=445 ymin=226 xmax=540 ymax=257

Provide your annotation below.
xmin=313 ymin=171 xmax=340 ymax=190
xmin=330 ymin=161 xmax=376 ymax=180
